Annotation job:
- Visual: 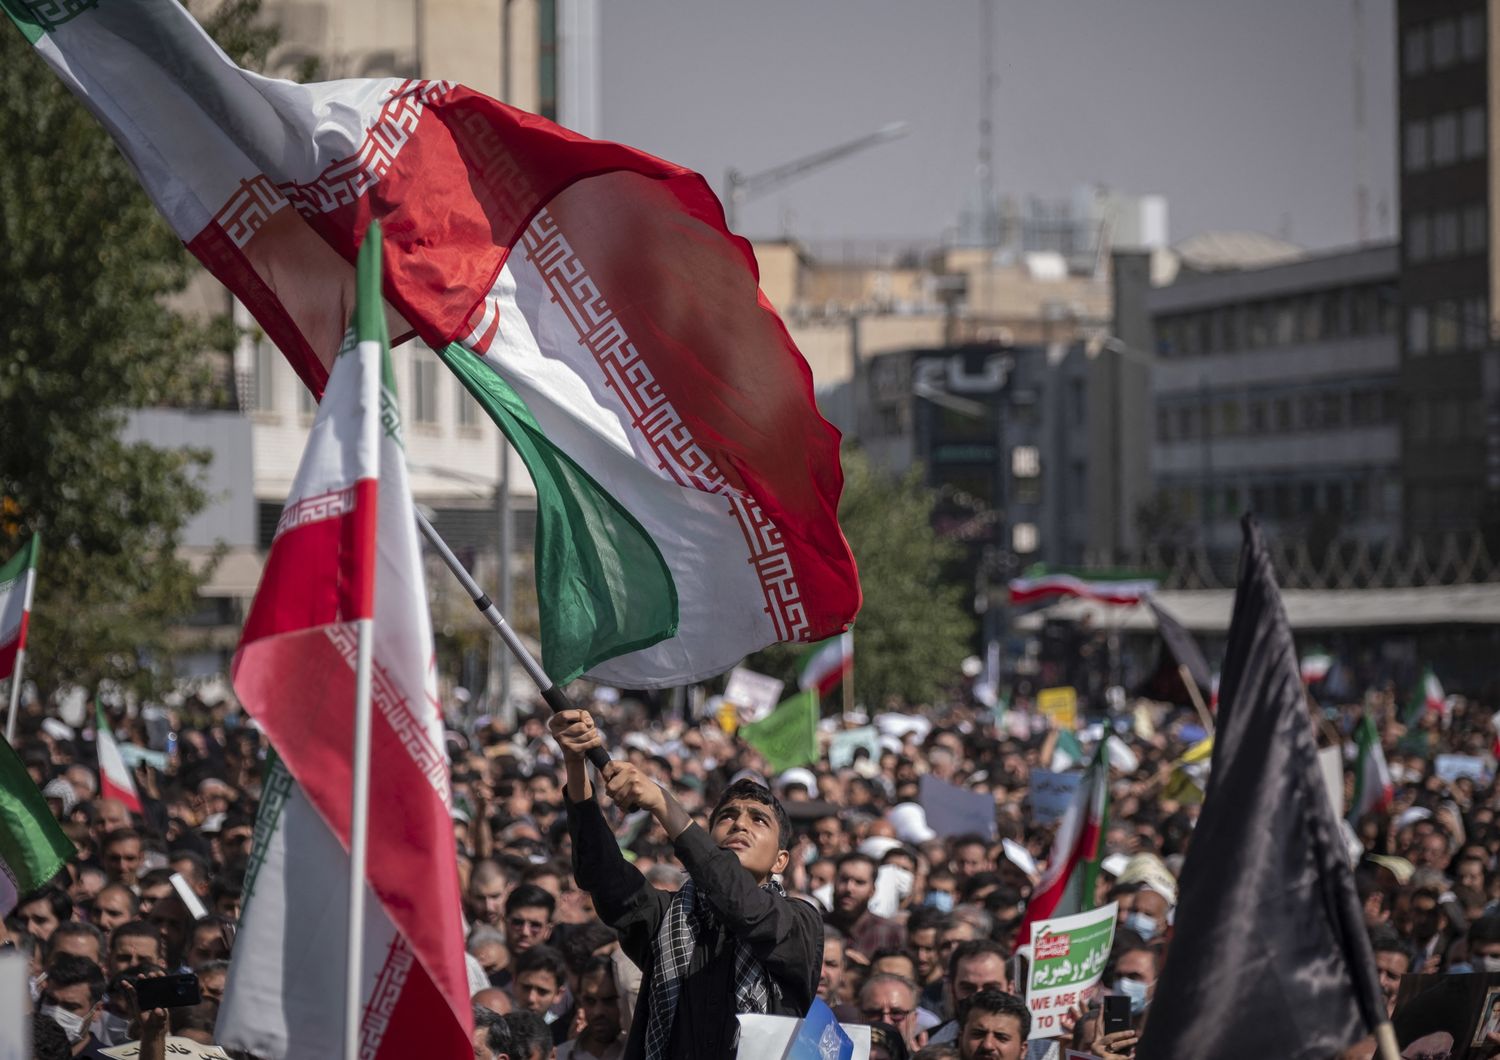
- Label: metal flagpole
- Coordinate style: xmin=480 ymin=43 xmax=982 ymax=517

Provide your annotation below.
xmin=5 ymin=563 xmax=37 ymax=745
xmin=841 ymin=631 xmax=854 ymax=721
xmin=414 ymin=508 xmax=610 ymax=772
xmin=344 ymin=614 xmax=375 ymax=1060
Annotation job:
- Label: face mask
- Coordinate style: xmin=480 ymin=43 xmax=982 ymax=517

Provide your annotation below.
xmin=98 ymin=1010 xmax=131 ymax=1046
xmin=924 ymin=890 xmax=955 ymax=912
xmin=1113 ymin=977 xmax=1150 ymax=1015
xmin=42 ymin=1004 xmax=87 ymax=1044
xmin=1481 ymin=955 xmax=1500 ymax=973
xmin=1123 ymin=912 xmax=1159 ymax=940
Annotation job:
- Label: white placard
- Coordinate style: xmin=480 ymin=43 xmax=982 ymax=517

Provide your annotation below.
xmin=723 ymin=667 xmax=785 ymax=722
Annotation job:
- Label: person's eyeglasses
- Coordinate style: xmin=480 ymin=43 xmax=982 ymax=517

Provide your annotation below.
xmin=507 ymin=916 xmax=548 ymax=935
xmin=861 ymin=1006 xmax=910 ymax=1022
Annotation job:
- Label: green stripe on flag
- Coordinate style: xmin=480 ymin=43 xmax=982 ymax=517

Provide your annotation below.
xmin=0 ymin=535 xmax=39 ymax=585
xmin=0 ymin=734 xmax=72 ymax=908
xmin=436 ymin=342 xmax=677 ymax=682
xmin=740 ymin=690 xmax=819 ymax=774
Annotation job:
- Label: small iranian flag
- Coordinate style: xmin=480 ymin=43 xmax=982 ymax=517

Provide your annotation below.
xmin=798 ymin=632 xmax=853 ymax=696
xmin=1403 ymin=668 xmax=1444 ymax=726
xmin=1348 ymin=714 xmax=1393 ymax=825
xmin=11 ymin=0 xmax=860 ymax=690
xmin=1008 ymin=571 xmax=1157 ymax=606
xmin=219 ymin=227 xmax=470 ymax=1060
xmin=94 ymin=704 xmax=143 ymax=816
xmin=1018 ymin=740 xmax=1110 ymax=946
xmin=0 ymin=535 xmax=39 ymax=681
xmin=0 ymin=734 xmax=73 ymax=917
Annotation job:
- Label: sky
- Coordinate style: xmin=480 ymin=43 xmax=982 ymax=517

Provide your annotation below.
xmin=600 ymin=0 xmax=1397 ymax=253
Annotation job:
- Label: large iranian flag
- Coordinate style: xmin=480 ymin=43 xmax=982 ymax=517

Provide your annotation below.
xmin=0 ymin=535 xmax=39 ymax=681
xmin=9 ymin=0 xmax=860 ymax=688
xmin=218 ymin=230 xmax=469 ymax=1059
xmin=1008 ymin=570 xmax=1157 ymax=607
xmin=1017 ymin=740 xmax=1109 ymax=946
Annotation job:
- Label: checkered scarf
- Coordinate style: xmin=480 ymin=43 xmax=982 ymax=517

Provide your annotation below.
xmin=642 ymin=875 xmax=782 ymax=1060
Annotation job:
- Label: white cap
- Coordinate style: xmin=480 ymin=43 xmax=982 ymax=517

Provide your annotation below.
xmin=886 ymin=802 xmax=937 ymax=844
xmin=859 ymin=836 xmax=904 ymax=861
xmin=1100 ymin=853 xmax=1131 ymax=878
xmin=777 ymin=767 xmax=818 ymax=793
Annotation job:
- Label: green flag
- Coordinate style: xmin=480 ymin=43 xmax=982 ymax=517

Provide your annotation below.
xmin=740 ymin=690 xmax=819 ymax=774
xmin=0 ymin=735 xmax=73 ymax=916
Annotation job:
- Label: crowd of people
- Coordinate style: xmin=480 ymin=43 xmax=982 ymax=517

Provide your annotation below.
xmin=2 ymin=672 xmax=1496 ymax=1059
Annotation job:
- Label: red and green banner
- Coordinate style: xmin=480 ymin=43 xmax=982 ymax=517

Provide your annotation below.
xmin=1348 ymin=714 xmax=1392 ymax=825
xmin=0 ymin=535 xmax=39 ymax=680
xmin=1008 ymin=569 xmax=1156 ymax=607
xmin=6 ymin=0 xmax=860 ymax=689
xmin=797 ymin=632 xmax=853 ymax=696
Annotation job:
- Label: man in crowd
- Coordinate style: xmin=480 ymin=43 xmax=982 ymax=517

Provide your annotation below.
xmin=556 ymin=956 xmax=625 ymax=1060
xmin=955 ymin=989 xmax=1029 ymax=1060
xmin=829 ymin=852 xmax=905 ymax=957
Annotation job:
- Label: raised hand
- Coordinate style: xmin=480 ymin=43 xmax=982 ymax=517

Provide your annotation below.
xmin=602 ymin=761 xmax=666 ymax=816
xmin=549 ymin=709 xmax=604 ymax=762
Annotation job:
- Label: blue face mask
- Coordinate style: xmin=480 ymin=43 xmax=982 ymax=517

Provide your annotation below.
xmin=1113 ymin=976 xmax=1150 ymax=1015
xmin=923 ymin=890 xmax=954 ymax=912
xmin=1123 ymin=912 xmax=1158 ymax=940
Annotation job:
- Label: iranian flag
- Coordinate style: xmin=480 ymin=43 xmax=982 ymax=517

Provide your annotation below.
xmin=1017 ymin=740 xmax=1110 ymax=946
xmin=94 ymin=704 xmax=143 ymax=816
xmin=798 ymin=632 xmax=853 ymax=696
xmin=1403 ymin=668 xmax=1444 ymax=726
xmin=1348 ymin=714 xmax=1392 ymax=826
xmin=10 ymin=0 xmax=860 ymax=689
xmin=0 ymin=734 xmax=74 ymax=918
xmin=1008 ymin=571 xmax=1157 ymax=607
xmin=218 ymin=229 xmax=469 ymax=1059
xmin=0 ymin=535 xmax=39 ymax=681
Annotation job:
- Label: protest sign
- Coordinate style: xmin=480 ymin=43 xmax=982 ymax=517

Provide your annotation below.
xmin=1 ymin=952 xmax=24 ymax=1060
xmin=919 ymin=774 xmax=997 ymax=840
xmin=829 ymin=726 xmax=882 ymax=770
xmin=789 ymin=998 xmax=854 ymax=1060
xmin=740 ymin=692 xmax=819 ymax=774
xmin=737 ymin=1013 xmax=870 ymax=1060
xmin=723 ymin=667 xmax=785 ymax=722
xmin=1029 ymin=769 xmax=1082 ymax=826
xmin=1038 ymin=686 xmax=1078 ymax=729
xmin=1435 ymin=754 xmax=1491 ymax=785
xmin=116 ymin=743 xmax=169 ymax=772
xmin=1026 ymin=902 xmax=1118 ymax=1039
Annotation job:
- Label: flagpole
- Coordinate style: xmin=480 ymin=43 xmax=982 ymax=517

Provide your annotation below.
xmin=5 ymin=644 xmax=26 ymax=744
xmin=1178 ymin=663 xmax=1214 ymax=736
xmin=413 ymin=508 xmax=611 ymax=771
xmin=344 ymin=616 xmax=374 ymax=1060
xmin=841 ymin=632 xmax=854 ymax=721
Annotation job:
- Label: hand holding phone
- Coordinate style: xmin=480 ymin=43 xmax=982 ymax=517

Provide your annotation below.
xmin=1103 ymin=993 xmax=1132 ymax=1036
xmin=134 ymin=971 xmax=202 ymax=1010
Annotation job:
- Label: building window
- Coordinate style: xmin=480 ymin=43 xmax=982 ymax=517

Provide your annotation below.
xmin=411 ymin=354 xmax=438 ymax=424
xmin=1464 ymin=204 xmax=1487 ymax=254
xmin=1156 ymin=409 xmax=1171 ymax=442
xmin=1011 ymin=523 xmax=1039 ymax=554
xmin=1463 ymin=106 xmax=1487 ymax=159
xmin=1465 ymin=296 xmax=1490 ymax=349
xmin=1433 ymin=209 xmax=1460 ymax=258
xmin=1432 ymin=112 xmax=1459 ymax=167
xmin=253 ymin=341 xmax=275 ymax=411
xmin=298 ymin=381 xmax=318 ymax=418
xmin=1407 ymin=213 xmax=1431 ymax=262
xmin=1405 ymin=120 xmax=1429 ymax=172
xmin=1431 ymin=18 xmax=1459 ymax=69
xmin=1012 ymin=445 xmax=1041 ymax=478
xmin=1461 ymin=11 xmax=1486 ymax=62
xmin=1434 ymin=300 xmax=1461 ymax=352
xmin=456 ymin=377 xmax=480 ymax=428
xmin=1404 ymin=24 xmax=1429 ymax=75
xmin=1275 ymin=397 xmax=1292 ymax=431
xmin=1249 ymin=398 xmax=1268 ymax=433
xmin=1408 ymin=306 xmax=1430 ymax=354
xmin=1274 ymin=302 xmax=1297 ymax=346
xmin=1219 ymin=400 xmax=1242 ymax=436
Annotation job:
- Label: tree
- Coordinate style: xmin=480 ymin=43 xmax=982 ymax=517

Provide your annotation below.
xmin=745 ymin=449 xmax=974 ymax=709
xmin=0 ymin=2 xmax=288 ymax=698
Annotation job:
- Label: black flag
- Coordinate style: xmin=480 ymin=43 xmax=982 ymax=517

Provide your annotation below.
xmin=1136 ymin=598 xmax=1213 ymax=707
xmin=1137 ymin=517 xmax=1386 ymax=1060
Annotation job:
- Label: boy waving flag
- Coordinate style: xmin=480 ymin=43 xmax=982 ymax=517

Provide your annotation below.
xmin=219 ymin=226 xmax=470 ymax=1060
xmin=552 ymin=708 xmax=823 ymax=1059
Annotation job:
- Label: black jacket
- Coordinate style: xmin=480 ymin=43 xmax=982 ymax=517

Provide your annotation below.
xmin=567 ymin=795 xmax=823 ymax=1059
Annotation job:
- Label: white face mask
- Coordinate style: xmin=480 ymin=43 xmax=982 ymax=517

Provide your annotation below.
xmin=41 ymin=1004 xmax=88 ymax=1044
xmin=1481 ymin=955 xmax=1500 ymax=973
xmin=1123 ymin=912 xmax=1159 ymax=941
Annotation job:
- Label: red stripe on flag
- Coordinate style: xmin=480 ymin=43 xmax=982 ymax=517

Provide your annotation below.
xmin=0 ymin=635 xmax=17 ymax=682
xmin=241 ymin=478 xmax=379 ymax=644
xmin=815 ymin=658 xmax=852 ymax=697
xmin=232 ymin=627 xmax=470 ymax=1044
xmin=100 ymin=772 xmax=144 ymax=816
xmin=1016 ymin=815 xmax=1103 ymax=947
xmin=367 ymin=943 xmax=471 ymax=1060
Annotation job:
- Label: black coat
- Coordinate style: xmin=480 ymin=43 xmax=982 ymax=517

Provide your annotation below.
xmin=566 ymin=796 xmax=823 ymax=1059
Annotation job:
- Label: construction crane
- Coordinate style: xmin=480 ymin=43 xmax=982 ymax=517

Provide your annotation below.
xmin=722 ymin=121 xmax=908 ymax=233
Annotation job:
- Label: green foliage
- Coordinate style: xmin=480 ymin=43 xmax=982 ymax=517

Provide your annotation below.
xmin=746 ymin=449 xmax=974 ymax=710
xmin=0 ymin=2 xmax=284 ymax=696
